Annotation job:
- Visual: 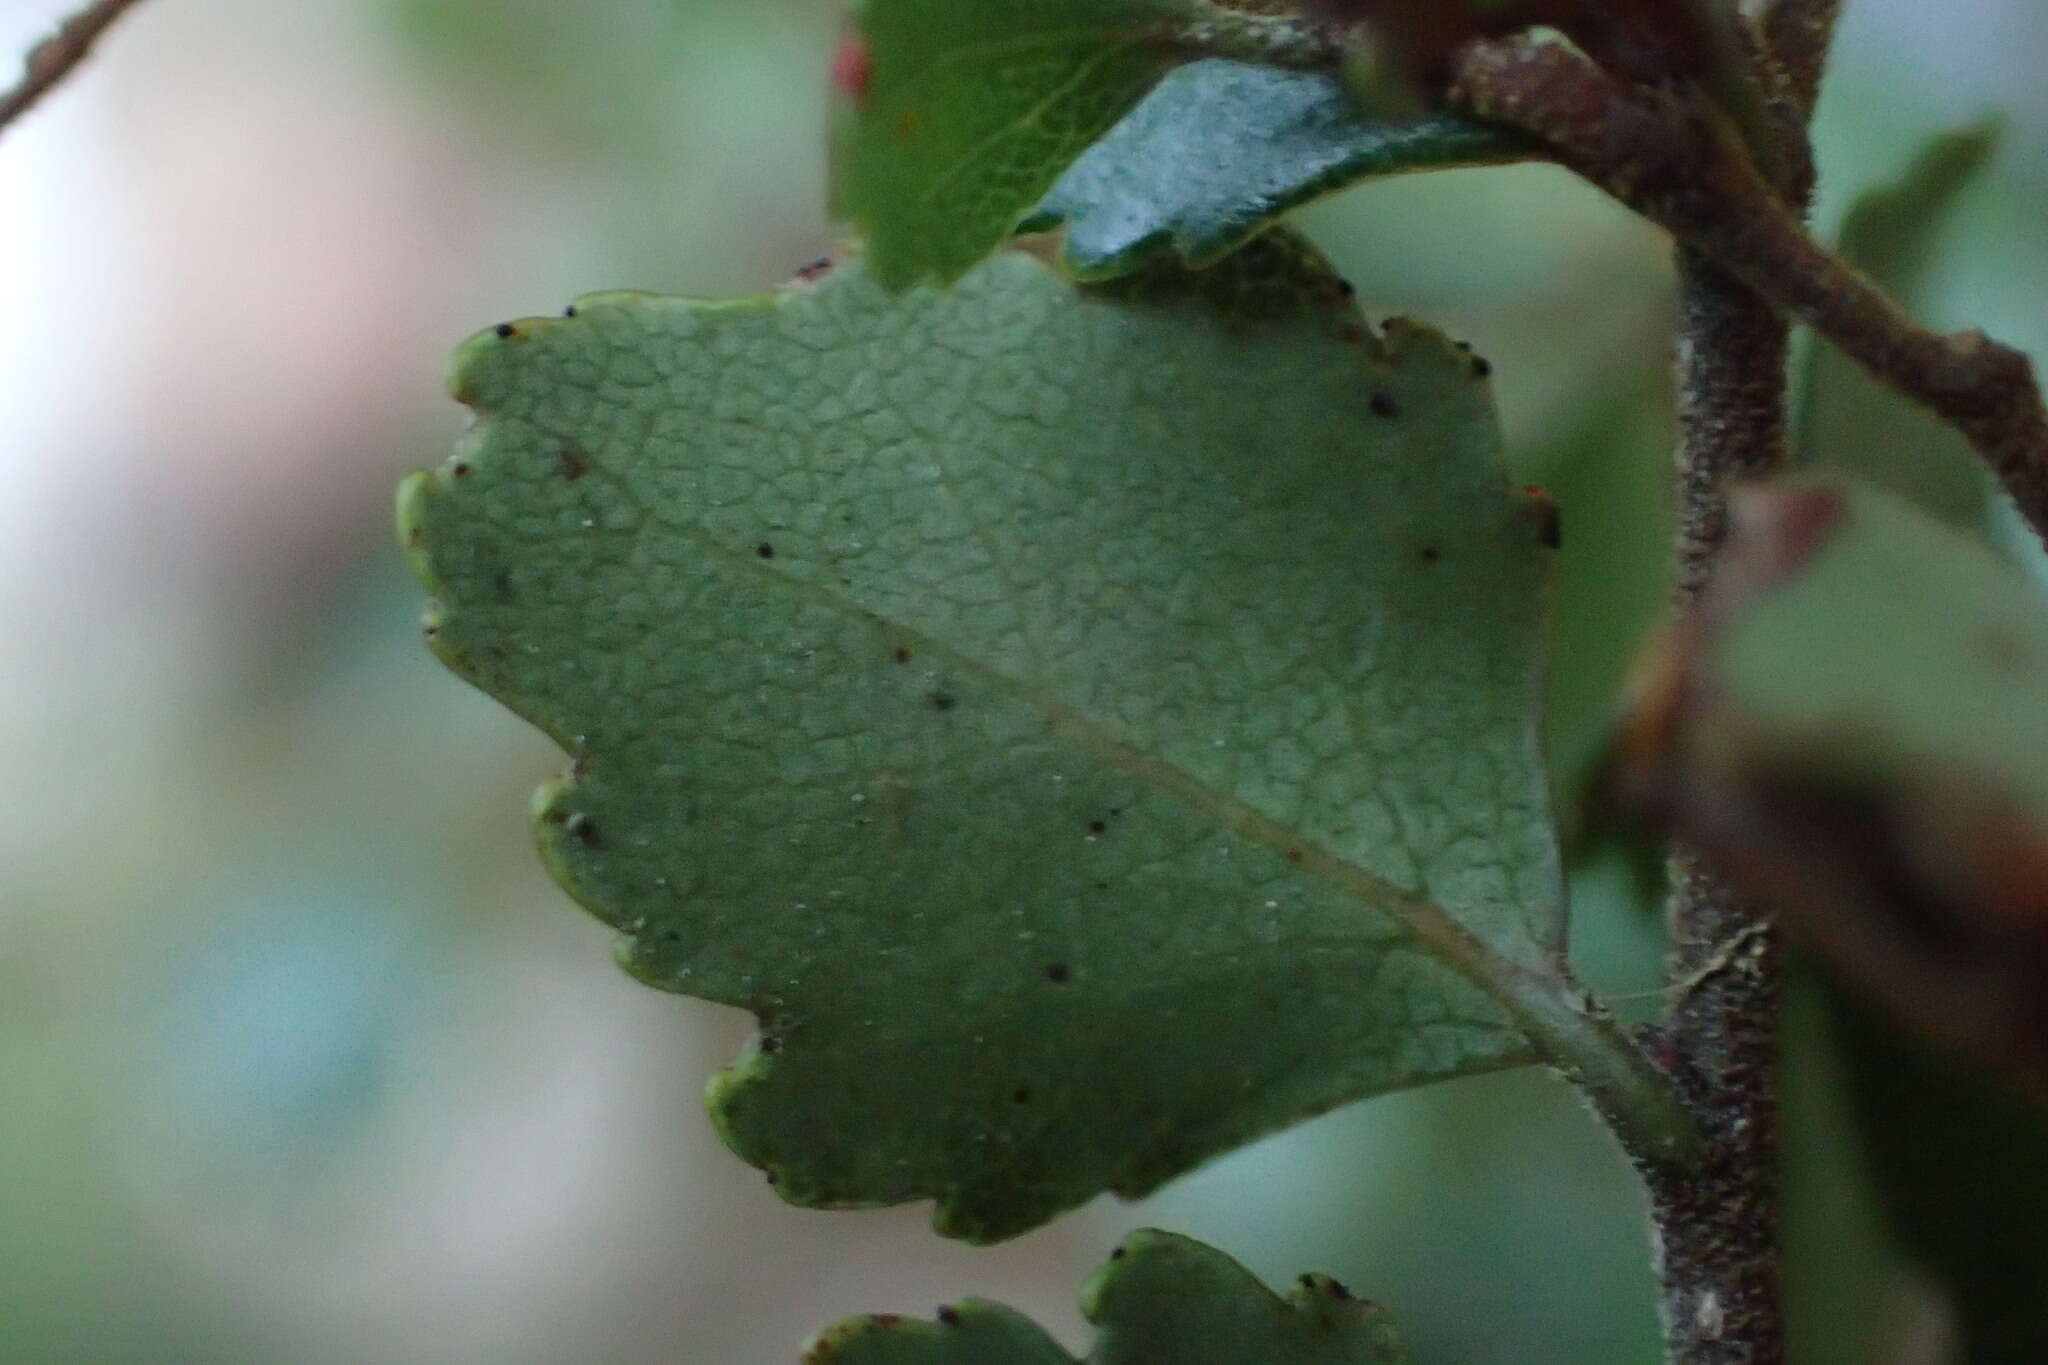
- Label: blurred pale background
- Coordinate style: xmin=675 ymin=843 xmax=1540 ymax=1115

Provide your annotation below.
xmin=2 ymin=2 xmax=2043 ymax=1361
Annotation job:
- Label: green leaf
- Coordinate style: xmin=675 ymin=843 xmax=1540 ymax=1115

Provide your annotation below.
xmin=809 ymin=1229 xmax=1406 ymax=1364
xmin=1799 ymin=124 xmax=2000 ymax=526
xmin=834 ymin=0 xmax=1192 ymax=288
xmin=1027 ymin=59 xmax=1531 ymax=279
xmin=399 ymin=232 xmax=1595 ymax=1244
xmin=1830 ymin=990 xmax=2048 ymax=1362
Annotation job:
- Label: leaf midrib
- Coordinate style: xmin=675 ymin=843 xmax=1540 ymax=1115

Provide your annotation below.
xmin=513 ymin=429 xmax=1558 ymax=1035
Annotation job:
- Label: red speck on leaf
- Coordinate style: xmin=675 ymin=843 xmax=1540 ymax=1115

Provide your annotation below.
xmin=832 ymin=35 xmax=872 ymax=104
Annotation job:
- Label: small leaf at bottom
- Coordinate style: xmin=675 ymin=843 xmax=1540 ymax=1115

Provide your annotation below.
xmin=809 ymin=1229 xmax=1406 ymax=1364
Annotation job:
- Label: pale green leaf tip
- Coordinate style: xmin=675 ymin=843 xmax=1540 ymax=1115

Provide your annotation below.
xmin=804 ymin=1299 xmax=1066 ymax=1364
xmin=395 ymin=471 xmax=436 ymax=583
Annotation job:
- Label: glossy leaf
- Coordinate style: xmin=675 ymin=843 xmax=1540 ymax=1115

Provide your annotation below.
xmin=1028 ymin=59 xmax=1530 ymax=279
xmin=833 ymin=0 xmax=1191 ymax=287
xmin=399 ymin=232 xmax=1574 ymax=1243
xmin=809 ymin=1229 xmax=1406 ymax=1364
xmin=1800 ymin=124 xmax=2000 ymax=526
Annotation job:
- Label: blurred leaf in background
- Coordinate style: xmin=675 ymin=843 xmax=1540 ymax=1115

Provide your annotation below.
xmin=1798 ymin=123 xmax=2000 ymax=528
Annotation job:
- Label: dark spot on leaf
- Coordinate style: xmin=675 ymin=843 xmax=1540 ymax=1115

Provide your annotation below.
xmin=422 ymin=625 xmax=439 ymax=639
xmin=1091 ymin=880 xmax=1109 ymax=891
xmin=494 ymin=323 xmax=518 ymax=339
xmin=452 ymin=462 xmax=472 ymax=478
xmin=1471 ymin=354 xmax=1493 ymax=378
xmin=1338 ymin=279 xmax=1357 ymax=298
xmin=759 ymin=1035 xmax=781 ymax=1054
xmin=795 ymin=257 xmax=835 ymax=283
xmin=564 ymin=813 xmax=602 ymax=847
xmin=557 ymin=447 xmax=592 ymax=480
xmin=1454 ymin=340 xmax=1472 ymax=352
xmin=1418 ymin=545 xmax=1441 ymax=565
xmin=1045 ymin=963 xmax=1070 ymax=983
xmin=563 ymin=304 xmax=578 ymax=318
xmin=871 ymin=1315 xmax=903 ymax=1329
xmin=930 ymin=692 xmax=957 ymax=712
xmin=406 ymin=527 xmax=424 ymax=549
xmin=1523 ymin=485 xmax=1563 ymax=549
xmin=1109 ymin=1246 xmax=1127 ymax=1260
xmin=1087 ymin=819 xmax=1107 ymax=835
xmin=893 ymin=647 xmax=912 ymax=665
xmin=936 ymin=1305 xmax=961 ymax=1327
xmin=1286 ymin=848 xmax=1305 ymax=865
xmin=764 ymin=1170 xmax=778 ymax=1186
xmin=1369 ymin=393 xmax=1401 ymax=419
xmin=1981 ymin=628 xmax=2025 ymax=673
xmin=757 ymin=542 xmax=776 ymax=560
xmin=1011 ymin=1087 xmax=1031 ymax=1105
xmin=492 ymin=569 xmax=514 ymax=601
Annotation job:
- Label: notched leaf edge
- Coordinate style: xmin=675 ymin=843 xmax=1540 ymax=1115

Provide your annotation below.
xmin=807 ymin=1228 xmax=1407 ymax=1363
xmin=395 ymin=245 xmax=1672 ymax=1231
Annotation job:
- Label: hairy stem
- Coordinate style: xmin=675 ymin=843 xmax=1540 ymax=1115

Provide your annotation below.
xmin=1759 ymin=0 xmax=1846 ymax=118
xmin=1451 ymin=37 xmax=2048 ymax=553
xmin=0 ymin=0 xmax=151 ymax=138
xmin=1646 ymin=253 xmax=1795 ymax=1364
xmin=1655 ymin=15 xmax=1840 ymax=1356
xmin=1651 ymin=851 xmax=1785 ymax=1364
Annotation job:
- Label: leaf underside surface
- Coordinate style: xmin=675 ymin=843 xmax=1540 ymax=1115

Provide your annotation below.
xmin=1028 ymin=59 xmax=1532 ymax=279
xmin=835 ymin=0 xmax=1189 ymax=288
xmin=809 ymin=1228 xmax=1407 ymax=1364
xmin=399 ymin=231 xmax=1564 ymax=1242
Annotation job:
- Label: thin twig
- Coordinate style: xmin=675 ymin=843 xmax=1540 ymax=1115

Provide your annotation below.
xmin=1657 ymin=142 xmax=1809 ymax=1365
xmin=0 ymin=0 xmax=150 ymax=139
xmin=1451 ymin=37 xmax=2048 ymax=553
xmin=1671 ymin=251 xmax=1797 ymax=596
xmin=1759 ymin=0 xmax=1846 ymax=119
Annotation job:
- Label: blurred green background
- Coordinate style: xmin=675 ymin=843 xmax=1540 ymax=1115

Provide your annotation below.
xmin=2 ymin=2 xmax=2044 ymax=1361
